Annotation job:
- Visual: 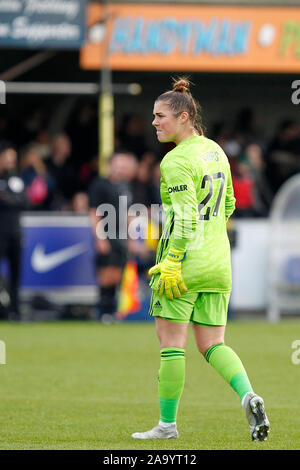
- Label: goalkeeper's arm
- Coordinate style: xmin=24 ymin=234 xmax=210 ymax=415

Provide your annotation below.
xmin=148 ymin=159 xmax=198 ymax=299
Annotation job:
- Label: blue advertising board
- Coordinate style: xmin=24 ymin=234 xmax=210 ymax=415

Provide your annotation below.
xmin=22 ymin=222 xmax=96 ymax=288
xmin=18 ymin=214 xmax=98 ymax=304
xmin=0 ymin=0 xmax=86 ymax=48
xmin=0 ymin=214 xmax=152 ymax=320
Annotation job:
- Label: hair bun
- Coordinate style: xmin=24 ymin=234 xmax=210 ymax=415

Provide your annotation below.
xmin=172 ymin=78 xmax=190 ymax=94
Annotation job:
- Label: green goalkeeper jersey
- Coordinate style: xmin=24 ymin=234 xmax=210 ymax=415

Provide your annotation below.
xmin=150 ymin=135 xmax=236 ymax=293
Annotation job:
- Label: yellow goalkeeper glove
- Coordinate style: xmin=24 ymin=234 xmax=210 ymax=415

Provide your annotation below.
xmin=148 ymin=248 xmax=187 ymax=300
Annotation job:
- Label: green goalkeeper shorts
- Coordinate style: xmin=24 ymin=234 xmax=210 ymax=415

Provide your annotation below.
xmin=149 ymin=290 xmax=230 ymax=326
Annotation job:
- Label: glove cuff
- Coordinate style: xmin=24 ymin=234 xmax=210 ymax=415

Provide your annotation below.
xmin=166 ymin=248 xmax=186 ymax=263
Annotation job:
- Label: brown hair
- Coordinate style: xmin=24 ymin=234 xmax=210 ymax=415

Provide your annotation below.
xmin=155 ymin=77 xmax=204 ymax=136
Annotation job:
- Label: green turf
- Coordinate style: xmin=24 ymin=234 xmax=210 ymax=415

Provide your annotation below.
xmin=0 ymin=319 xmax=299 ymax=450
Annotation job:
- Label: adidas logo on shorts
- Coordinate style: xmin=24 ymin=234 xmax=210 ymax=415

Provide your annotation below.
xmin=153 ymin=300 xmax=162 ymax=309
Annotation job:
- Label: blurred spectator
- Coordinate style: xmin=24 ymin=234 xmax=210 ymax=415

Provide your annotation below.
xmin=19 ymin=106 xmax=48 ymax=146
xmin=112 ymin=150 xmax=139 ymax=206
xmin=65 ymin=101 xmax=98 ymax=169
xmin=117 ymin=114 xmax=149 ymax=160
xmin=265 ymin=120 xmax=300 ymax=192
xmin=45 ymin=133 xmax=77 ymax=209
xmin=210 ymin=120 xmax=241 ymax=176
xmin=78 ymin=155 xmax=99 ymax=191
xmin=244 ymin=143 xmax=273 ymax=216
xmin=151 ymin=160 xmax=162 ymax=206
xmin=71 ymin=192 xmax=89 ymax=214
xmin=223 ymin=140 xmax=241 ymax=178
xmin=233 ymin=107 xmax=266 ymax=150
xmin=127 ymin=152 xmax=162 ymax=276
xmin=232 ymin=162 xmax=256 ymax=217
xmin=0 ymin=141 xmax=28 ymax=320
xmin=88 ymin=151 xmax=138 ymax=323
xmin=131 ymin=154 xmax=160 ymax=207
xmin=31 ymin=129 xmax=51 ymax=160
xmin=268 ymin=119 xmax=299 ymax=153
xmin=211 ymin=121 xmax=231 ymax=149
xmin=127 ymin=209 xmax=158 ymax=278
xmin=232 ymin=143 xmax=274 ymax=217
xmin=20 ymin=146 xmax=54 ymax=210
xmin=140 ymin=150 xmax=157 ymax=167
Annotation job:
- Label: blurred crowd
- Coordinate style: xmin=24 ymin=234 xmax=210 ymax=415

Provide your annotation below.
xmin=1 ymin=103 xmax=299 ymax=218
xmin=0 ymin=103 xmax=163 ymax=212
xmin=212 ymin=108 xmax=300 ymax=217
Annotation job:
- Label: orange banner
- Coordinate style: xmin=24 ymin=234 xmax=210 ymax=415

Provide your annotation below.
xmin=80 ymin=4 xmax=300 ymax=73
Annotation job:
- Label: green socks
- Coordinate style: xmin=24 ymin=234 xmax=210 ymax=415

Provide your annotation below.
xmin=158 ymin=348 xmax=185 ymax=423
xmin=205 ymin=343 xmax=253 ymax=401
xmin=157 ymin=344 xmax=252 ymax=424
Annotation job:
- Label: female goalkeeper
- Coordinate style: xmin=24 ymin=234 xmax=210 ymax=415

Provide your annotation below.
xmin=131 ymin=77 xmax=270 ymax=442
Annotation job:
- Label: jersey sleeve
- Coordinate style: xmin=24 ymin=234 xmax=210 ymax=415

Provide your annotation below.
xmin=161 ymin=156 xmax=198 ymax=252
xmin=225 ymin=166 xmax=236 ymax=220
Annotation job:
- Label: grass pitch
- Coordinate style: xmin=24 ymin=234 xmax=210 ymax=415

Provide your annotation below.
xmin=0 ymin=319 xmax=299 ymax=450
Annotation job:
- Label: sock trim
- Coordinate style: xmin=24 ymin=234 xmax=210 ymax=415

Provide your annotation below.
xmin=161 ymin=348 xmax=185 ymax=353
xmin=161 ymin=348 xmax=185 ymax=360
xmin=204 ymin=343 xmax=224 ymax=362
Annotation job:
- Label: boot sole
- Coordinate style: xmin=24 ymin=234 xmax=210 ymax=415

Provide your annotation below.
xmin=250 ymin=399 xmax=270 ymax=441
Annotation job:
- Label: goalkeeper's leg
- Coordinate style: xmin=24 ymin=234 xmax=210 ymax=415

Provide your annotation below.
xmin=194 ymin=325 xmax=255 ymax=401
xmin=193 ymin=323 xmax=270 ymax=441
xmin=132 ymin=317 xmax=188 ymax=439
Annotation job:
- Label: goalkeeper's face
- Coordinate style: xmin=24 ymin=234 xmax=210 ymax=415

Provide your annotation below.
xmin=152 ymin=101 xmax=184 ymax=144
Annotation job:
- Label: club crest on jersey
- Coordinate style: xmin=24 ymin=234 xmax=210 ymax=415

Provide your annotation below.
xmin=168 ymin=185 xmax=188 ymax=194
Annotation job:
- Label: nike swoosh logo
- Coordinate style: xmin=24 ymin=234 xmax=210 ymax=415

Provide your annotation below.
xmin=31 ymin=242 xmax=88 ymax=273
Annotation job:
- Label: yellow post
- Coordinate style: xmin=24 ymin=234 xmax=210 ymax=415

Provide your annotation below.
xmin=98 ymin=0 xmax=113 ymax=177
xmin=99 ymin=90 xmax=114 ymax=177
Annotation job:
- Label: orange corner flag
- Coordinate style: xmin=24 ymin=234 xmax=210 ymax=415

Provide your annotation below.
xmin=117 ymin=261 xmax=141 ymax=319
